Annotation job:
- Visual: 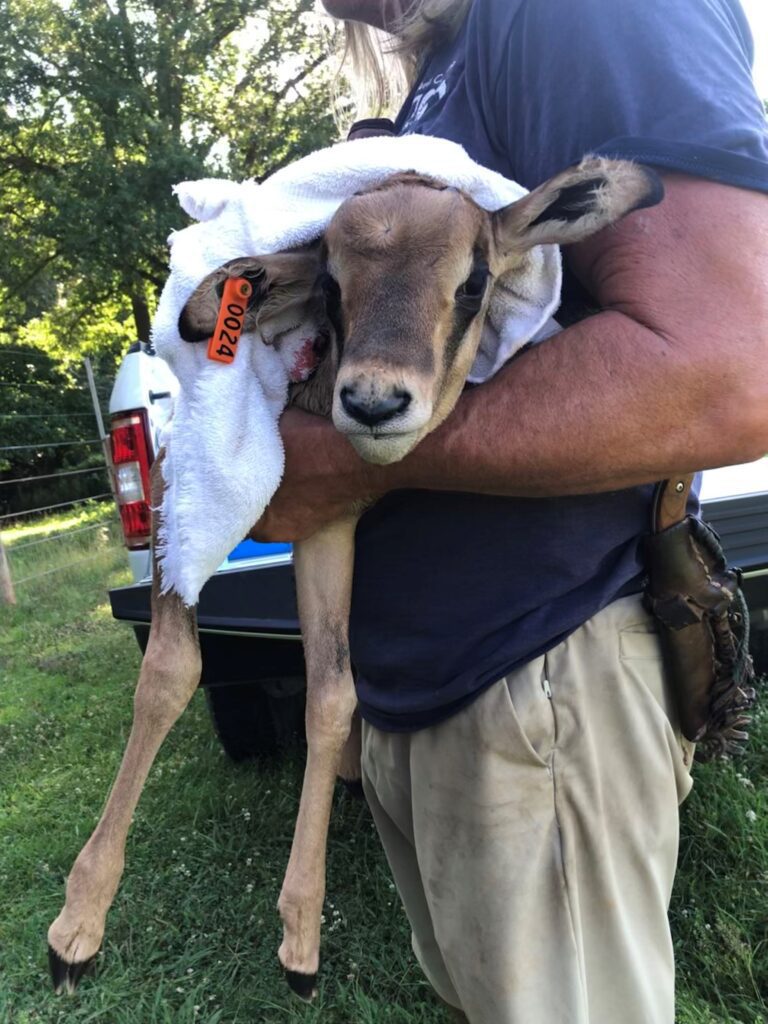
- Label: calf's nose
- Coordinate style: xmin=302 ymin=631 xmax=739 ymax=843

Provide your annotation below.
xmin=340 ymin=386 xmax=411 ymax=427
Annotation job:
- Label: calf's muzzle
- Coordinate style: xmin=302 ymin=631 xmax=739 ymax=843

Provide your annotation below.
xmin=339 ymin=385 xmax=412 ymax=427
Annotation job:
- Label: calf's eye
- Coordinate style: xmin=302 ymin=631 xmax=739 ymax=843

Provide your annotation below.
xmin=456 ymin=257 xmax=490 ymax=306
xmin=318 ymin=270 xmax=344 ymax=350
xmin=318 ymin=270 xmax=341 ymax=300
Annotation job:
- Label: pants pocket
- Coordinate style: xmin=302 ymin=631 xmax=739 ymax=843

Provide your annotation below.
xmin=618 ymin=623 xmax=672 ymax=719
xmin=618 ymin=623 xmax=695 ymax=793
xmin=503 ymin=656 xmax=557 ymax=769
xmin=619 ymin=624 xmax=663 ymax=662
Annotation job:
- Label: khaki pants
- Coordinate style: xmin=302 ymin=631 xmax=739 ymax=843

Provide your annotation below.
xmin=361 ymin=595 xmax=694 ymax=1024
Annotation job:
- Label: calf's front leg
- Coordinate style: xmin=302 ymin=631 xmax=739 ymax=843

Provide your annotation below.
xmin=277 ymin=516 xmax=358 ymax=999
xmin=48 ymin=462 xmax=202 ymax=993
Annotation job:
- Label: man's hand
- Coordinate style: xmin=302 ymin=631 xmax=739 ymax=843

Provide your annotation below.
xmin=250 ymin=409 xmax=377 ymax=542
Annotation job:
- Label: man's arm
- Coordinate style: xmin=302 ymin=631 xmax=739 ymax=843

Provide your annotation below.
xmin=254 ymin=174 xmax=768 ymax=541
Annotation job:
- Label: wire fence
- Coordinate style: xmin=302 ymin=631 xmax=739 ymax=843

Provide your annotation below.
xmin=0 ymin=492 xmax=114 ymax=523
xmin=11 ymin=543 xmax=122 ymax=586
xmin=0 ymin=355 xmax=123 ymax=601
xmin=0 ymin=465 xmax=108 ymax=487
xmin=9 ymin=518 xmax=118 ymax=553
xmin=0 ymin=412 xmax=100 ymax=420
xmin=1 ymin=438 xmax=101 ymax=452
xmin=0 ymin=382 xmax=98 ymax=393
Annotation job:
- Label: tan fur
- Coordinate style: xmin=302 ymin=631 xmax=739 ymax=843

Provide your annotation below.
xmin=494 ymin=157 xmax=661 ymax=253
xmin=48 ymin=457 xmax=201 ymax=983
xmin=48 ymin=157 xmax=661 ymax=996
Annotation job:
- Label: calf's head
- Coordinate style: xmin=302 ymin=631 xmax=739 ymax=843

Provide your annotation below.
xmin=178 ymin=157 xmax=662 ymax=464
xmin=324 ymin=157 xmax=661 ymax=463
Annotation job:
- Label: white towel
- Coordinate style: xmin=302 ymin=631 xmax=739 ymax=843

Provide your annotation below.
xmin=152 ymin=134 xmax=562 ymax=606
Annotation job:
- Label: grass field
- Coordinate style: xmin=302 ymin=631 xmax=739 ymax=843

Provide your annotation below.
xmin=0 ymin=508 xmax=766 ymax=1023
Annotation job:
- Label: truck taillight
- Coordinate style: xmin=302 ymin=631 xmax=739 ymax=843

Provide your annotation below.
xmin=111 ymin=410 xmax=153 ymax=550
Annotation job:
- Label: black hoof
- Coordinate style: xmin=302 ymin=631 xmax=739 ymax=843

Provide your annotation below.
xmin=284 ymin=968 xmax=318 ymax=1001
xmin=48 ymin=945 xmax=95 ymax=994
xmin=341 ymin=777 xmax=365 ymax=801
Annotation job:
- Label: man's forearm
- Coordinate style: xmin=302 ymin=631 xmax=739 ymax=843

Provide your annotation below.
xmin=257 ymin=177 xmax=767 ymax=543
xmin=378 ymin=308 xmax=765 ymax=499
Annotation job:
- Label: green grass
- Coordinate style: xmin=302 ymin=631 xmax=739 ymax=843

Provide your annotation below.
xmin=0 ymin=509 xmax=445 ymax=1024
xmin=0 ymin=511 xmax=766 ymax=1023
xmin=1 ymin=502 xmax=123 ymax=590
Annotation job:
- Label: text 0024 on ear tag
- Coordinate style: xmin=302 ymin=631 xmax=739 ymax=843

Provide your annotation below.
xmin=207 ymin=277 xmax=253 ymax=364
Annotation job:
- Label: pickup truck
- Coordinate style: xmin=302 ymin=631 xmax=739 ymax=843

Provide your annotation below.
xmin=108 ymin=342 xmax=768 ymax=760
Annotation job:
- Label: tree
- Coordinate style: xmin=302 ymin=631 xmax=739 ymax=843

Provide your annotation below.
xmin=0 ymin=0 xmax=337 ymax=346
xmin=0 ymin=0 xmax=338 ymax=513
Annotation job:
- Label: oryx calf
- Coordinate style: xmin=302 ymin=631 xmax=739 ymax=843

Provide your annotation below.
xmin=48 ymin=157 xmax=661 ymax=998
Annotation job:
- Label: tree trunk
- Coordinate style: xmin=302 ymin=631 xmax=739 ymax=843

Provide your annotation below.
xmin=131 ymin=294 xmax=151 ymax=344
xmin=0 ymin=537 xmax=16 ymax=606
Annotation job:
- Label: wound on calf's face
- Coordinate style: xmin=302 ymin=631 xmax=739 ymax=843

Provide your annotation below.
xmin=288 ymin=335 xmax=325 ymax=383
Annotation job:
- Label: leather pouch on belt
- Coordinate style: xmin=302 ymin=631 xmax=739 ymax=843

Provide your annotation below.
xmin=643 ymin=480 xmax=757 ymax=759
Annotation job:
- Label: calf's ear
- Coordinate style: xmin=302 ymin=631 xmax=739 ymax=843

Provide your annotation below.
xmin=178 ymin=258 xmax=267 ymax=343
xmin=177 ymin=250 xmax=321 ymax=344
xmin=493 ymin=158 xmax=663 ymax=255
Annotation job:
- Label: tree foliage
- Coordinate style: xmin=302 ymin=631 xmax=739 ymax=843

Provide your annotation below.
xmin=0 ymin=0 xmax=338 ymax=511
xmin=0 ymin=343 xmax=109 ymax=515
xmin=0 ymin=0 xmax=337 ymax=346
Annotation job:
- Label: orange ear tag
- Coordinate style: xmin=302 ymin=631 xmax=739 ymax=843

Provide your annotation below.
xmin=207 ymin=277 xmax=253 ymax=364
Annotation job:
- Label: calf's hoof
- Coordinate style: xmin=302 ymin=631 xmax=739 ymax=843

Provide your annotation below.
xmin=284 ymin=968 xmax=318 ymax=1002
xmin=48 ymin=945 xmax=96 ymax=994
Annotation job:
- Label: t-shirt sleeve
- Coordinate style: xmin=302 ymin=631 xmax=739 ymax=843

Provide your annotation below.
xmin=466 ymin=0 xmax=768 ymax=193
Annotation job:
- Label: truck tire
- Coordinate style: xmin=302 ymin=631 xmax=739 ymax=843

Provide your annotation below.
xmin=205 ymin=679 xmax=305 ymax=761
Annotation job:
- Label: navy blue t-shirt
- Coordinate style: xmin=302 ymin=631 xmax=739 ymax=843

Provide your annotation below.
xmin=350 ymin=0 xmax=768 ymax=732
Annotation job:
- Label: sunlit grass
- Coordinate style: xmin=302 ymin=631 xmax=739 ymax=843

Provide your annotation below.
xmin=1 ymin=500 xmax=122 ymax=600
xmin=2 ymin=500 xmax=115 ymax=544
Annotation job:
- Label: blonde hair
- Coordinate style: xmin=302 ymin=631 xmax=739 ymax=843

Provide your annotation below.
xmin=339 ymin=0 xmax=472 ymax=119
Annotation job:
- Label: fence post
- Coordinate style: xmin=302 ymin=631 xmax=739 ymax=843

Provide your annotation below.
xmin=84 ymin=357 xmax=116 ymax=504
xmin=0 ymin=536 xmax=16 ymax=605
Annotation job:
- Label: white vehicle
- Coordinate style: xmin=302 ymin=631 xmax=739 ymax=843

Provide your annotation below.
xmin=108 ymin=341 xmax=178 ymax=582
